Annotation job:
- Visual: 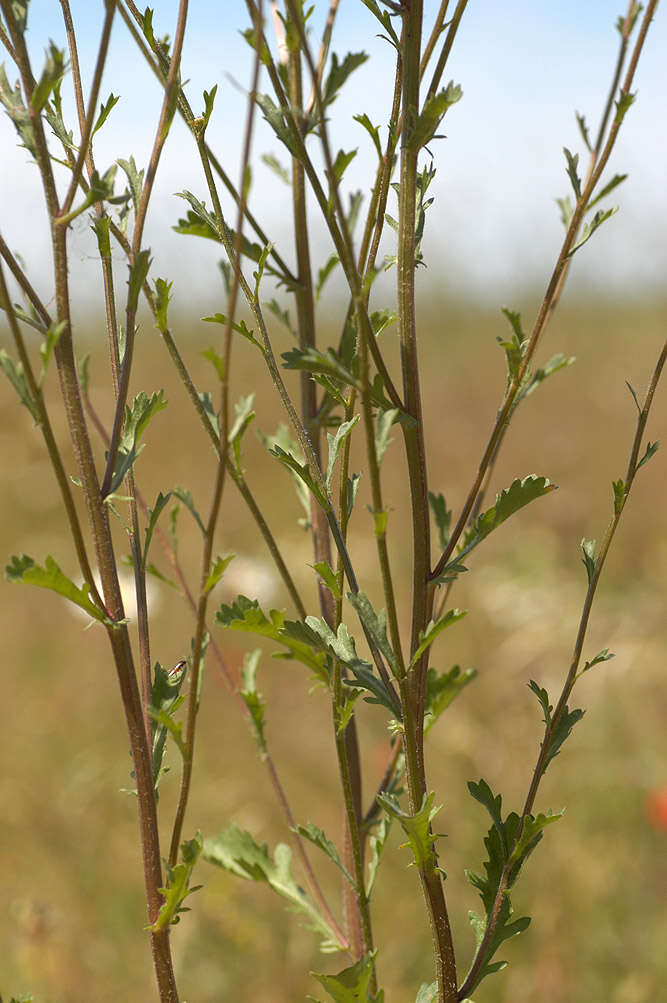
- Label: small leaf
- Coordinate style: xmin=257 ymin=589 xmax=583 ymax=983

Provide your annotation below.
xmin=409 ymin=81 xmax=462 ymax=152
xmin=508 ymin=809 xmax=564 ymax=867
xmin=270 ymin=444 xmax=328 ymax=510
xmin=331 ymin=148 xmax=357 ymax=184
xmin=555 ymin=195 xmax=574 ymax=230
xmin=154 ymin=277 xmax=172 ymax=330
xmin=31 ymin=42 xmax=67 ymax=113
xmin=424 ymin=665 xmax=476 ymax=734
xmin=149 ymin=659 xmax=187 ymax=789
xmin=228 ymin=394 xmax=256 ymax=469
xmin=311 ymin=560 xmax=342 ymax=602
xmin=467 ymin=779 xmax=504 ymax=837
xmin=563 ymin=147 xmax=581 ymax=198
xmin=5 ymin=554 xmax=107 ymax=623
xmin=353 ymin=112 xmax=382 ymax=160
xmin=326 ymin=415 xmax=360 ymax=490
xmin=635 ymin=440 xmax=659 ymax=473
xmin=575 ymin=111 xmax=591 ymax=152
xmin=239 ymin=649 xmax=266 ymax=749
xmin=255 ymin=93 xmax=298 ymax=156
xmin=588 ymin=172 xmax=627 ymax=211
xmin=0 ymin=349 xmax=40 ymax=422
xmin=173 ymin=486 xmax=206 ymax=534
xmin=142 ymin=491 xmax=171 ymax=568
xmin=581 ymin=648 xmax=614 ymax=674
xmin=374 ymin=409 xmax=397 ymax=466
xmin=415 ymin=983 xmax=438 ymax=1003
xmin=428 ymin=491 xmax=451 ymax=549
xmin=0 ymin=64 xmax=37 ymax=157
xmin=117 ymin=155 xmax=145 ymax=214
xmin=294 ymin=822 xmax=353 ymax=884
xmin=322 ymin=52 xmax=369 ymax=109
xmin=528 ymin=679 xmax=552 ymax=728
xmin=614 ymin=88 xmax=636 ymax=125
xmin=311 ymin=951 xmax=381 ymax=1002
xmin=410 ymin=609 xmax=466 ymax=669
xmin=346 ymin=591 xmax=398 ymax=676
xmin=459 ymin=476 xmax=557 ymax=562
xmin=261 ymin=151 xmax=290 ymax=185
xmin=366 ymin=817 xmax=391 ymax=898
xmin=203 ymin=553 xmax=234 ymax=596
xmin=581 ymin=537 xmax=596 ymax=585
xmin=378 ymin=791 xmax=443 ymax=871
xmin=106 ymin=390 xmax=167 ymax=496
xmin=542 ymin=705 xmax=585 ymax=774
xmin=203 ymin=825 xmax=342 ymax=951
xmin=612 ymin=478 xmax=626 ymax=515
xmin=92 ymin=92 xmax=120 ymax=137
xmin=39 ymin=320 xmax=67 ymax=387
xmin=520 ymin=353 xmax=575 ymax=401
xmin=316 ymin=254 xmax=340 ymax=301
xmin=127 ymin=248 xmax=152 ymax=313
xmin=151 ymin=833 xmax=202 ymax=930
xmin=359 ymin=0 xmax=400 ymax=49
xmin=568 ymin=207 xmax=618 ymax=257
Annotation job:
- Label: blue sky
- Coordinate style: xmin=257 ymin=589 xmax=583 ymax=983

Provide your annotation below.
xmin=0 ymin=1 xmax=665 ymax=308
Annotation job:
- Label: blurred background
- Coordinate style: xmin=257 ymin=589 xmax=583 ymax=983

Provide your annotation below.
xmin=1 ymin=3 xmax=666 ymax=1002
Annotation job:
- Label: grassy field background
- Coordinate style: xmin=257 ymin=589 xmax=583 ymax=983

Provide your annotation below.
xmin=1 ymin=294 xmax=666 ymax=1003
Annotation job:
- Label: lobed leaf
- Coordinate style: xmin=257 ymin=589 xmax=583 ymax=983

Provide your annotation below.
xmin=239 ymin=649 xmax=266 ymax=749
xmin=310 ymin=951 xmax=382 ymax=1003
xmin=424 ymin=665 xmax=476 ymax=734
xmin=5 ymin=554 xmax=107 ymax=623
xmin=151 ymin=833 xmax=202 ymax=930
xmin=378 ymin=791 xmax=443 ymax=872
xmin=410 ymin=609 xmax=466 ymax=668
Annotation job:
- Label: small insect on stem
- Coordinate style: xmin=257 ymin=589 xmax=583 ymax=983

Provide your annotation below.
xmin=168 ymin=659 xmax=187 ymax=678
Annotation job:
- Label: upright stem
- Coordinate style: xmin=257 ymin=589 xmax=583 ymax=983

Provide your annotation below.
xmin=397 ymin=5 xmax=457 ymax=1001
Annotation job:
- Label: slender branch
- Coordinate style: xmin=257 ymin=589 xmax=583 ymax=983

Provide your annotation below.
xmin=101 ymin=0 xmax=189 ymax=498
xmin=424 ymin=0 xmax=469 ymax=102
xmin=458 ymin=337 xmax=667 ymax=1001
xmin=59 ymin=0 xmax=116 ymax=215
xmin=432 ymin=0 xmax=660 ymax=586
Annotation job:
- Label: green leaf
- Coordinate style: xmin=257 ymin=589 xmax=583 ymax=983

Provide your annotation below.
xmin=410 ymin=609 xmax=466 ymax=668
xmin=458 ymin=476 xmax=556 ymax=563
xmin=498 ymin=308 xmax=527 ymax=381
xmin=270 ymin=444 xmax=328 ymax=510
xmin=0 ymin=64 xmax=37 ymax=157
xmin=294 ymin=822 xmax=353 ymax=884
xmin=612 ymin=478 xmax=626 ymax=514
xmin=563 ymin=146 xmax=581 ymax=198
xmin=378 ymin=791 xmax=442 ymax=871
xmin=203 ymin=312 xmax=262 ymax=352
xmin=265 ymin=297 xmax=296 ymax=336
xmin=239 ymin=649 xmax=266 ymax=749
xmin=0 ymin=349 xmax=40 ymax=422
xmin=614 ymin=88 xmax=635 ymax=125
xmin=346 ymin=591 xmax=398 ymax=676
xmin=542 ymin=705 xmax=585 ymax=774
xmin=149 ymin=659 xmax=187 ymax=789
xmin=342 ymin=661 xmax=401 ymax=717
xmin=282 ymin=344 xmax=359 ymax=395
xmin=203 ymin=825 xmax=342 ymax=951
xmin=331 ymin=148 xmax=357 ymax=185
xmin=428 ymin=491 xmax=451 ymax=549
xmin=228 ymin=394 xmax=256 ymax=469
xmin=346 ymin=473 xmax=361 ymax=521
xmin=142 ymin=490 xmax=171 ymax=568
xmin=520 ymin=353 xmax=576 ymax=401
xmin=311 ymin=560 xmax=342 ymax=602
xmin=365 ymin=816 xmax=391 ymax=898
xmin=31 ymin=43 xmax=67 ymax=113
xmin=127 ymin=248 xmax=152 ymax=313
xmin=311 ymin=951 xmax=382 ymax=1002
xmin=172 ymin=486 xmax=206 ymax=534
xmin=588 ymin=172 xmax=627 ymax=211
xmin=5 ymin=554 xmax=107 ymax=623
xmin=508 ymin=810 xmax=564 ymax=867
xmin=117 ymin=155 xmax=145 ymax=214
xmin=106 ymin=390 xmax=167 ymax=496
xmin=92 ymin=92 xmax=120 ymax=137
xmin=203 ymin=553 xmax=234 ymax=596
xmin=322 ymin=52 xmax=369 ymax=109
xmin=582 ymin=648 xmax=615 ymax=675
xmin=201 ymin=83 xmax=217 ymax=130
xmin=359 ymin=0 xmax=399 ymax=48
xmin=528 ymin=679 xmax=552 ymax=727
xmin=253 ymin=242 xmax=272 ymax=300
xmin=261 ymin=151 xmax=290 ymax=185
xmin=636 ymin=440 xmax=659 ymax=472
xmin=216 ymin=596 xmax=329 ymax=682
xmin=316 ymin=254 xmax=341 ymax=301
xmin=556 ymin=195 xmax=574 ymax=230
xmin=354 ymin=112 xmax=382 ymax=160
xmin=151 ymin=833 xmax=202 ymax=930
xmin=409 ymin=82 xmax=462 ymax=152
xmin=568 ymin=207 xmax=618 ymax=257
xmin=581 ymin=537 xmax=596 ymax=584
xmin=575 ymin=111 xmax=591 ymax=152
xmin=255 ymin=93 xmax=298 ymax=156
xmin=326 ymin=416 xmax=360 ymax=490
xmin=58 ymin=165 xmax=124 ymax=226
xmin=374 ymin=409 xmax=397 ymax=466
xmin=415 ymin=982 xmax=437 ymax=1003
xmin=38 ymin=320 xmax=67 ymax=387
xmin=424 ymin=664 xmax=476 ymax=734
